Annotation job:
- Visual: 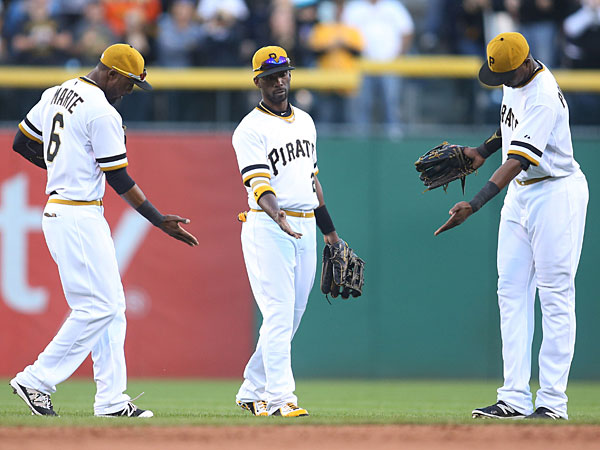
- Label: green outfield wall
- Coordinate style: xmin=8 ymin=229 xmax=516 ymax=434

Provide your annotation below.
xmin=292 ymin=135 xmax=600 ymax=380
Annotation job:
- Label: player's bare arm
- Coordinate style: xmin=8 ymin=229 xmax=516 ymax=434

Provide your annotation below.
xmin=314 ymin=174 xmax=340 ymax=245
xmin=120 ymin=184 xmax=199 ymax=247
xmin=257 ymin=191 xmax=302 ymax=239
xmin=435 ymin=158 xmax=522 ymax=236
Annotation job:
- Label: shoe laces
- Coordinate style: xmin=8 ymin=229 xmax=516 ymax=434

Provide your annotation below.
xmin=255 ymin=400 xmax=268 ymax=414
xmin=284 ymin=402 xmax=300 ymax=411
xmin=120 ymin=392 xmax=145 ymax=416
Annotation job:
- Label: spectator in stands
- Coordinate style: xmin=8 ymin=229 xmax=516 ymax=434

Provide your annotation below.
xmin=562 ymin=0 xmax=600 ymax=68
xmin=294 ymin=0 xmax=319 ymax=67
xmin=309 ymin=0 xmax=363 ymax=123
xmin=156 ymin=0 xmax=204 ymax=66
xmin=10 ymin=0 xmax=72 ymax=65
xmin=342 ymin=0 xmax=414 ymax=136
xmin=71 ymin=1 xmax=118 ymax=65
xmin=54 ymin=0 xmax=96 ymax=30
xmin=420 ymin=0 xmax=489 ymax=56
xmin=494 ymin=0 xmax=570 ymax=68
xmin=196 ymin=0 xmax=248 ymax=65
xmin=103 ymin=0 xmax=161 ymax=36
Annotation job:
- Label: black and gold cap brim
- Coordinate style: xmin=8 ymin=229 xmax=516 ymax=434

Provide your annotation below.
xmin=478 ymin=62 xmax=517 ymax=87
xmin=133 ymin=79 xmax=153 ymax=91
xmin=255 ymin=65 xmax=295 ymax=78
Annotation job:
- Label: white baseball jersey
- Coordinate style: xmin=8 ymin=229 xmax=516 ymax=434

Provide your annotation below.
xmin=232 ymin=104 xmax=319 ymax=212
xmin=18 ymin=76 xmax=128 ymax=201
xmin=501 ymin=63 xmax=580 ymax=182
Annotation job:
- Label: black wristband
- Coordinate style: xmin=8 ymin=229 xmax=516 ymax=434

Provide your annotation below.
xmin=136 ymin=199 xmax=165 ymax=227
xmin=469 ymin=181 xmax=500 ymax=213
xmin=314 ymin=205 xmax=335 ymax=235
xmin=476 ymin=128 xmax=502 ymax=159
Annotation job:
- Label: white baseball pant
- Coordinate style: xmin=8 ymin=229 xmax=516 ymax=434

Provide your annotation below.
xmin=236 ymin=211 xmax=316 ymax=414
xmin=14 ymin=201 xmax=131 ymax=415
xmin=496 ymin=170 xmax=588 ymax=418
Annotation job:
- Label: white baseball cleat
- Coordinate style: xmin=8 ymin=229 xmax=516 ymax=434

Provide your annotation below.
xmin=236 ymin=400 xmax=268 ymax=416
xmin=270 ymin=402 xmax=309 ymax=417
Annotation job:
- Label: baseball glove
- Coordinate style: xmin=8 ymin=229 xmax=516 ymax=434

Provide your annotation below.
xmin=415 ymin=142 xmax=475 ymax=193
xmin=320 ymin=240 xmax=365 ymax=300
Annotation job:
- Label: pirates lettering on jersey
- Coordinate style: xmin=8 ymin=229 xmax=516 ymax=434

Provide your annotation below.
xmin=501 ymin=104 xmax=519 ymax=130
xmin=51 ymin=87 xmax=85 ymax=114
xmin=267 ymin=138 xmax=315 ymax=176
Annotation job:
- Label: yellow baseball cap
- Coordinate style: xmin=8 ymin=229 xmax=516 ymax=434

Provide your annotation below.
xmin=100 ymin=43 xmax=152 ymax=91
xmin=478 ymin=32 xmax=530 ymax=86
xmin=252 ymin=46 xmax=295 ymax=79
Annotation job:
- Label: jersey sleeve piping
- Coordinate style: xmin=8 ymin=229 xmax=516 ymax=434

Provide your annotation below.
xmin=507 ymin=150 xmax=539 ymax=166
xmin=97 ymin=152 xmax=128 ymax=171
xmin=18 ymin=121 xmax=43 ymax=144
xmin=241 ymin=164 xmax=272 ymax=187
xmin=508 ymin=140 xmax=542 ymax=166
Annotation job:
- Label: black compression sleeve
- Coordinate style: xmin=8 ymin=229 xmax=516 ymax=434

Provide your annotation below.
xmin=507 ymin=153 xmax=531 ymax=171
xmin=469 ymin=181 xmax=501 ymax=213
xmin=136 ymin=200 xmax=165 ymax=226
xmin=13 ymin=130 xmax=46 ymax=169
xmin=476 ymin=128 xmax=502 ymax=159
xmin=105 ymin=167 xmax=136 ymax=195
xmin=314 ymin=205 xmax=335 ymax=234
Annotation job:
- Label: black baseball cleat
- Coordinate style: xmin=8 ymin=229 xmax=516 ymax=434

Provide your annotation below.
xmin=472 ymin=400 xmax=526 ymax=419
xmin=526 ymin=407 xmax=564 ymax=420
xmin=10 ymin=378 xmax=58 ymax=416
xmin=95 ymin=402 xmax=153 ymax=418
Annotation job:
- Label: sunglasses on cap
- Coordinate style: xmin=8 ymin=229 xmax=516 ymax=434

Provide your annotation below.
xmin=254 ymin=56 xmax=290 ymax=72
xmin=112 ymin=66 xmax=147 ymax=82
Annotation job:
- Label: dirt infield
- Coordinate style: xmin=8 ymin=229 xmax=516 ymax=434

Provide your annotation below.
xmin=2 ymin=425 xmax=600 ymax=450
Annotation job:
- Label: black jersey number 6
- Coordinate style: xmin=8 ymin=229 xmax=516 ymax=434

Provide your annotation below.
xmin=47 ymin=112 xmax=64 ymax=162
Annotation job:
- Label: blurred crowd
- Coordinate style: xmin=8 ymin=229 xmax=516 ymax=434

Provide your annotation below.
xmin=0 ymin=0 xmax=598 ymax=127
xmin=0 ymin=0 xmax=598 ymax=69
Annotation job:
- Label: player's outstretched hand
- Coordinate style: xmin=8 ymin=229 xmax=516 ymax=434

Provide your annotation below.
xmin=434 ymin=201 xmax=473 ymax=236
xmin=159 ymin=215 xmax=199 ymax=246
xmin=275 ymin=210 xmax=302 ymax=239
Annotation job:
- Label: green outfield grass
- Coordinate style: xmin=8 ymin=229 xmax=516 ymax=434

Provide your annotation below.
xmin=1 ymin=379 xmax=599 ymax=426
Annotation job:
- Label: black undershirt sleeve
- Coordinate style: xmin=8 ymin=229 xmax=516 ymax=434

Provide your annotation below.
xmin=476 ymin=127 xmax=503 ymax=159
xmin=507 ymin=153 xmax=531 ymax=171
xmin=13 ymin=129 xmax=47 ymax=169
xmin=105 ymin=167 xmax=136 ymax=195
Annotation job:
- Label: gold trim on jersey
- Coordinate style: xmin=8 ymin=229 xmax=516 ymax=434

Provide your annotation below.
xmin=101 ymin=162 xmax=129 ymax=171
xmin=253 ymin=185 xmax=276 ymax=201
xmin=78 ymin=76 xmax=101 ymax=89
xmin=255 ymin=102 xmax=295 ymax=123
xmin=48 ymin=198 xmax=103 ymax=206
xmin=507 ymin=150 xmax=539 ymax=166
xmin=516 ymin=176 xmax=552 ymax=186
xmin=250 ymin=208 xmax=315 ymax=218
xmin=18 ymin=123 xmax=43 ymax=144
xmin=243 ymin=172 xmax=271 ymax=185
xmin=518 ymin=63 xmax=545 ymax=88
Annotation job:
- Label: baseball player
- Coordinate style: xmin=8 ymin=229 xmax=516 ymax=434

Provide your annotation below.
xmin=436 ymin=33 xmax=588 ymax=420
xmin=232 ymin=46 xmax=344 ymax=417
xmin=10 ymin=43 xmax=199 ymax=417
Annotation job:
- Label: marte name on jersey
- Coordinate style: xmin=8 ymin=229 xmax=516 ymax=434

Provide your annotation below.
xmin=51 ymin=87 xmax=85 ymax=114
xmin=267 ymin=139 xmax=315 ymax=176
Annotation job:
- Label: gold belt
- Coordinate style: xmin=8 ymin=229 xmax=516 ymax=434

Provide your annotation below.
xmin=516 ymin=176 xmax=552 ymax=186
xmin=250 ymin=208 xmax=314 ymax=218
xmin=238 ymin=208 xmax=315 ymax=222
xmin=48 ymin=198 xmax=103 ymax=206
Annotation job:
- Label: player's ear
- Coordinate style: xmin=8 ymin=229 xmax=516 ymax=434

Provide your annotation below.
xmin=253 ymin=77 xmax=260 ymax=88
